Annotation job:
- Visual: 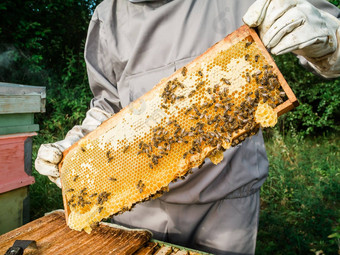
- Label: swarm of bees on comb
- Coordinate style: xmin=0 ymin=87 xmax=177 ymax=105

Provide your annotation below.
xmin=59 ymin=25 xmax=297 ymax=233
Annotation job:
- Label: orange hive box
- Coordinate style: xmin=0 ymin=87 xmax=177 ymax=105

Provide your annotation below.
xmin=59 ymin=25 xmax=298 ymax=233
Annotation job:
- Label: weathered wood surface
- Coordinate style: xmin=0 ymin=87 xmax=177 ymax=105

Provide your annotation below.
xmin=0 ymin=211 xmax=211 ymax=255
xmin=0 ymin=95 xmax=42 ymax=114
xmin=0 ymin=211 xmax=152 ymax=255
xmin=0 ymin=82 xmax=46 ymax=113
xmin=0 ymin=113 xmax=39 ymax=135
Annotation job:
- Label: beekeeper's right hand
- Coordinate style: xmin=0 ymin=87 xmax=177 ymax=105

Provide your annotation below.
xmin=35 ymin=107 xmax=112 ymax=188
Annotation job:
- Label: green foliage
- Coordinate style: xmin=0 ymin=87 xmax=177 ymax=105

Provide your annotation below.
xmin=274 ymin=53 xmax=340 ymax=136
xmin=257 ymin=131 xmax=340 ymax=255
xmin=328 ymin=0 xmax=340 ymax=8
xmin=0 ymin=0 xmax=97 ymax=219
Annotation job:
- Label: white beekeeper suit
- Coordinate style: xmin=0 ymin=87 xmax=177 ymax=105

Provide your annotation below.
xmin=35 ymin=0 xmax=340 ymax=254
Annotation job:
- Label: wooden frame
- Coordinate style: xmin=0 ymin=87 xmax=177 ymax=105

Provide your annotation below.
xmin=59 ymin=25 xmax=299 ymax=223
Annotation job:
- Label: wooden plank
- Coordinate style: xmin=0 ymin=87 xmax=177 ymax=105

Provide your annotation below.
xmin=172 ymin=251 xmax=188 ymax=255
xmin=0 ymin=187 xmax=28 ymax=235
xmin=0 ymin=125 xmax=39 ymax=136
xmin=246 ymin=28 xmax=299 ymax=116
xmin=154 ymin=246 xmax=173 ymax=255
xmin=0 ymin=82 xmax=46 ymax=113
xmin=0 ymin=95 xmax=41 ymax=114
xmin=0 ymin=211 xmax=152 ymax=255
xmin=134 ymin=242 xmax=159 ymax=255
xmin=0 ymin=113 xmax=34 ymax=127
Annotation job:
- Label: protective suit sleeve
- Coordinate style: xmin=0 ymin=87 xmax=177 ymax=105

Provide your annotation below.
xmin=85 ymin=7 xmax=122 ymax=114
xmin=35 ymin=107 xmax=112 ymax=188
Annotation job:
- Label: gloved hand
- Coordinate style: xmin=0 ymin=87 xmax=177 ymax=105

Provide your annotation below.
xmin=243 ymin=0 xmax=340 ymax=78
xmin=35 ymin=107 xmax=112 ymax=188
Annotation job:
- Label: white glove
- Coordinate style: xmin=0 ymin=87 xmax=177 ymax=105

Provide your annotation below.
xmin=243 ymin=0 xmax=340 ymax=78
xmin=35 ymin=107 xmax=112 ymax=188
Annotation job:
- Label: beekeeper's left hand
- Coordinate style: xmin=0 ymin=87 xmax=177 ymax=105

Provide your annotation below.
xmin=243 ymin=0 xmax=340 ymax=78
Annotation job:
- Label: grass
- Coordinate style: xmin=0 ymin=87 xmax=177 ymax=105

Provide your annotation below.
xmin=28 ymin=130 xmax=340 ymax=254
xmin=257 ymin=130 xmax=340 ymax=255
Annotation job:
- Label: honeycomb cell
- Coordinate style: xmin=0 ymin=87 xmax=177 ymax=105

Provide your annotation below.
xmin=60 ymin=28 xmax=289 ymax=233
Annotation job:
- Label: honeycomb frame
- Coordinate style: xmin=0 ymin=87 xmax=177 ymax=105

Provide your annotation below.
xmin=59 ymin=25 xmax=298 ymax=232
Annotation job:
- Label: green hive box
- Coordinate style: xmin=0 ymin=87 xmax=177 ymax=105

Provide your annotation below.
xmin=0 ymin=82 xmax=45 ymax=234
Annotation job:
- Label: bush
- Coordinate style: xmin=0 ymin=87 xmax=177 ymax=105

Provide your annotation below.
xmin=273 ymin=54 xmax=340 ymax=136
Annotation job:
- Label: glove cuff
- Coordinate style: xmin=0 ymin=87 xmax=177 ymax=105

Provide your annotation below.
xmin=56 ymin=107 xmax=112 ymax=151
xmin=304 ymin=27 xmax=340 ymax=78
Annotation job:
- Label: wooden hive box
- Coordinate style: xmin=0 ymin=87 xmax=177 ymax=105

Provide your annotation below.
xmin=0 ymin=83 xmax=46 ymax=234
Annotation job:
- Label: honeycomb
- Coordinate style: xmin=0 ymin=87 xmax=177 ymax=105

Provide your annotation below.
xmin=60 ymin=25 xmax=295 ymax=233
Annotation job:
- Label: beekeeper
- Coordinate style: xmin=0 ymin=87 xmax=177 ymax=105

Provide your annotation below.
xmin=35 ymin=0 xmax=340 ymax=254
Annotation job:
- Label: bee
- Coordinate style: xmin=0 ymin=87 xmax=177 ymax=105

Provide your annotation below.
xmin=107 ymin=156 xmax=114 ymax=163
xmin=245 ymin=54 xmax=249 ymax=61
xmin=198 ymin=161 xmax=205 ymax=169
xmin=254 ymin=70 xmax=262 ymax=76
xmin=161 ymin=104 xmax=168 ymax=109
xmin=210 ymin=94 xmax=216 ymax=103
xmin=216 ymin=143 xmax=222 ymax=151
xmin=188 ymin=90 xmax=195 ymax=98
xmin=73 ymin=175 xmax=79 ymax=182
xmin=181 ymin=66 xmax=188 ymax=76
xmin=245 ymin=41 xmax=252 ymax=48
xmin=246 ymin=72 xmax=251 ymax=83
xmin=80 ymin=147 xmax=86 ymax=152
xmin=213 ymin=84 xmax=219 ymax=93
xmin=198 ymin=70 xmax=203 ymax=76
xmin=98 ymin=206 xmax=104 ymax=213
xmin=255 ymin=54 xmax=260 ymax=62
xmin=80 ymin=187 xmax=87 ymax=194
xmin=197 ymin=81 xmax=205 ymax=89
xmin=106 ymin=150 xmax=112 ymax=158
xmin=108 ymin=177 xmax=117 ymax=181
xmin=279 ymin=91 xmax=286 ymax=97
xmin=193 ymin=105 xmax=200 ymax=115
xmin=89 ymin=193 xmax=97 ymax=198
xmin=176 ymin=95 xmax=185 ymax=100
xmin=178 ymin=82 xmax=185 ymax=89
xmin=269 ymin=103 xmax=277 ymax=108
xmin=66 ymin=188 xmax=74 ymax=192
xmin=201 ymin=102 xmax=209 ymax=109
xmin=149 ymin=163 xmax=153 ymax=169
xmin=221 ymin=78 xmax=231 ymax=85
xmin=123 ymin=145 xmax=129 ymax=153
